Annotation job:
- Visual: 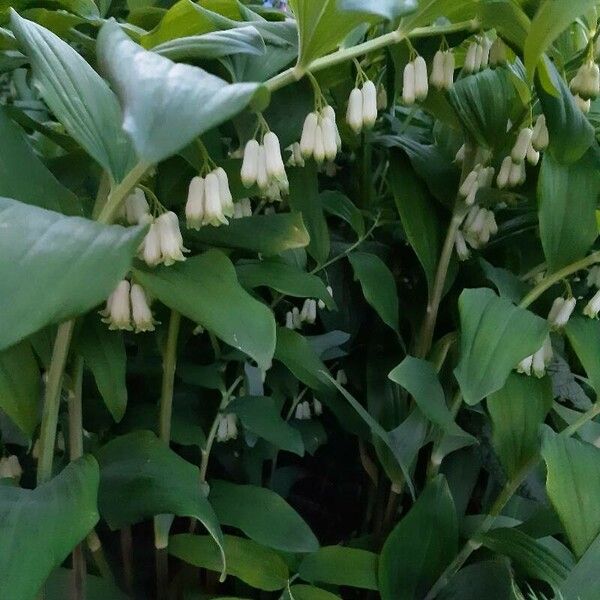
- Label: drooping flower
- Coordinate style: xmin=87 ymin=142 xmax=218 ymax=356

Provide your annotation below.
xmin=548 ymin=297 xmax=576 ymax=329
xmin=130 ymin=283 xmax=155 ymax=333
xmin=241 ymin=139 xmax=260 ymax=187
xmin=583 ymin=289 xmax=600 ymax=319
xmin=531 ymin=114 xmax=549 ymax=151
xmin=185 ymin=175 xmax=205 ymax=230
xmin=203 ymin=172 xmax=228 ymax=227
xmin=125 ymin=188 xmax=150 ymax=224
xmin=0 ymin=455 xmax=22 ymax=480
xmin=402 ymin=61 xmax=416 ymax=105
xmin=295 ymin=400 xmax=312 ymax=420
xmin=233 ymin=198 xmax=252 ymax=219
xmin=102 ymin=280 xmax=132 ymax=331
xmin=156 ymin=211 xmax=188 ymax=266
xmin=511 ymin=128 xmax=534 ymax=164
xmin=139 ymin=215 xmax=163 ymax=267
xmin=313 ymin=398 xmax=323 ymax=416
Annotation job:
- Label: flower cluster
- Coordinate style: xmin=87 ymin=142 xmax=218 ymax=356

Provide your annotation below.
xmin=241 ymin=131 xmax=288 ymax=202
xmin=346 ymin=80 xmax=378 ymax=134
xmin=459 ymin=164 xmax=495 ymax=205
xmin=455 ymin=205 xmax=498 ymax=260
xmin=285 ymin=298 xmax=318 ymax=329
xmin=101 ymin=280 xmax=156 ymax=333
xmin=430 ymin=50 xmax=455 ymax=91
xmin=517 ymin=336 xmax=553 ymax=378
xmin=570 ymin=60 xmax=600 ymax=111
xmin=139 ymin=211 xmax=188 ymax=267
xmin=463 ymin=37 xmax=491 ymax=74
xmin=216 ymin=413 xmax=239 ymax=443
xmin=185 ymin=167 xmax=234 ymax=229
xmin=402 ymin=56 xmax=428 ymax=105
xmin=300 ymin=106 xmax=341 ymax=163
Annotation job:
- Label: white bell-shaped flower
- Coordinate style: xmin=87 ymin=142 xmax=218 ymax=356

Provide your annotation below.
xmin=532 ymin=336 xmax=553 ymax=378
xmin=414 ymin=56 xmax=429 ymax=101
xmin=443 ymin=51 xmax=455 ymax=89
xmin=336 ymin=369 xmax=348 ymax=385
xmin=203 ymin=172 xmax=228 ymax=227
xmin=548 ymin=297 xmax=576 ymax=329
xmin=0 ymin=455 xmax=22 ymax=480
xmin=511 ymin=128 xmax=534 ymax=163
xmin=464 ymin=42 xmax=478 ymax=74
xmin=139 ymin=215 xmax=163 ymax=267
xmin=313 ymin=398 xmax=323 ymax=416
xmin=402 ymin=61 xmax=416 ymax=105
xmin=361 ymin=80 xmax=378 ymax=128
xmin=264 ymin=131 xmax=286 ymax=180
xmin=516 ymin=354 xmax=533 ymax=376
xmin=215 ymin=167 xmax=234 ymax=218
xmin=583 ymin=289 xmax=600 ymax=318
xmin=233 ymin=198 xmax=252 ymax=219
xmin=318 ymin=285 xmax=333 ymax=310
xmin=102 ymin=280 xmax=132 ymax=331
xmin=130 ymin=283 xmax=155 ymax=333
xmin=347 ymin=87 xmax=364 ymax=134
xmin=295 ymin=400 xmax=311 ymax=420
xmin=455 ymin=230 xmax=470 ymax=261
xmin=185 ymin=176 xmax=205 ymax=230
xmin=322 ymin=116 xmax=339 ymax=162
xmin=125 ymin=188 xmax=150 ymax=224
xmin=241 ymin=139 xmax=260 ymax=188
xmin=156 ymin=211 xmax=187 ymax=266
xmin=531 ymin=114 xmax=549 ymax=151
xmin=301 ymin=112 xmax=319 ymax=158
xmin=430 ymin=50 xmax=445 ymax=89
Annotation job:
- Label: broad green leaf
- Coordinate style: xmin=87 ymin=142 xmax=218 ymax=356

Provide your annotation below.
xmin=227 ymin=395 xmax=304 ymax=455
xmin=97 ymin=21 xmax=260 ymax=165
xmin=0 ymin=197 xmax=145 ymax=351
xmin=478 ymin=527 xmax=570 ymax=587
xmin=0 ymin=105 xmax=79 ymax=215
xmin=487 ymin=373 xmax=553 ymax=478
xmin=0 ymin=341 xmax=39 ymax=437
xmin=288 ymin=166 xmax=330 ymax=265
xmin=0 ymin=456 xmax=99 ymax=600
xmin=448 ymin=69 xmax=518 ymax=151
xmin=560 ymin=531 xmax=600 ymax=600
xmin=565 ymin=316 xmax=600 ymax=397
xmin=320 ymin=190 xmax=365 ymax=238
xmin=96 ymin=431 xmax=225 ymax=570
xmin=480 ymin=258 xmax=529 ymax=304
xmin=379 ymin=475 xmax=458 ymax=600
xmin=437 ymin=560 xmax=514 ymax=600
xmin=536 ymin=58 xmax=596 ymax=164
xmin=479 ymin=0 xmax=530 ymax=51
xmin=47 ymin=569 xmax=129 ymax=600
xmin=538 ymin=150 xmax=600 ymax=272
xmin=298 ymin=546 xmax=378 ymax=591
xmin=209 ymin=480 xmax=318 ymax=552
xmin=289 ymin=0 xmax=378 ymax=66
xmin=236 ymin=260 xmax=335 ymax=308
xmin=134 ymin=250 xmax=275 ymax=370
xmin=170 ymin=534 xmax=288 ymax=591
xmin=189 ymin=212 xmax=310 ymax=256
xmin=348 ymin=252 xmax=398 ymax=331
xmin=10 ymin=12 xmax=134 ymax=181
xmin=77 ymin=316 xmax=127 ymax=423
xmin=454 ymin=288 xmax=549 ymax=406
xmin=401 ymin=0 xmax=477 ymax=30
xmin=388 ymin=152 xmax=441 ymax=293
xmin=542 ymin=429 xmax=600 ymax=557
xmin=389 ymin=356 xmax=468 ymax=437
xmin=283 ymin=585 xmax=340 ymax=600
xmin=338 ymin=0 xmax=417 ymax=20
xmin=153 ymin=26 xmax=266 ymax=60
xmin=524 ymin=0 xmax=597 ymax=77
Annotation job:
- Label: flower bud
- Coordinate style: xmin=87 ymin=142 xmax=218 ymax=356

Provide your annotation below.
xmin=300 ymin=112 xmax=319 ymax=157
xmin=295 ymin=400 xmax=311 ymax=420
xmin=313 ymin=124 xmax=325 ymax=163
xmin=459 ymin=169 xmax=479 ymax=198
xmin=414 ymin=56 xmax=429 ymax=101
xmin=313 ymin=398 xmax=323 ymax=416
xmin=256 ymin=145 xmax=269 ymax=190
xmin=526 ymin=144 xmax=540 ymax=166
xmin=362 ymin=80 xmax=378 ymax=128
xmin=0 ymin=455 xmax=22 ymax=480
xmin=102 ymin=280 xmax=132 ymax=331
xmin=292 ymin=306 xmax=302 ymax=329
xmin=584 ymin=289 xmax=600 ymax=318
xmin=203 ymin=172 xmax=227 ymax=227
xmin=322 ymin=116 xmax=338 ymax=162
xmin=215 ymin=167 xmax=234 ymax=217
xmin=549 ymin=297 xmax=576 ymax=328
xmin=346 ymin=87 xmax=364 ymax=134
xmin=430 ymin=50 xmax=445 ymax=89
xmin=455 ymin=230 xmax=470 ymax=261
xmin=264 ymin=131 xmax=286 ymax=180
xmin=464 ymin=42 xmax=478 ymax=74
xmin=511 ymin=128 xmax=533 ymax=163
xmin=508 ymin=160 xmax=525 ymax=187
xmin=322 ymin=105 xmax=341 ymax=149
xmin=140 ymin=217 xmax=162 ymax=267
xmin=125 ymin=188 xmax=150 ymax=224
xmin=402 ymin=61 xmax=416 ymax=105
xmin=516 ymin=354 xmax=533 ymax=376
xmin=285 ymin=311 xmax=295 ymax=329
xmin=185 ymin=176 xmax=205 ymax=230
xmin=130 ymin=283 xmax=155 ymax=333
xmin=531 ymin=114 xmax=549 ymax=151
xmin=532 ymin=336 xmax=553 ymax=378
xmin=157 ymin=211 xmax=187 ymax=266
xmin=443 ymin=50 xmax=455 ymax=89
xmin=474 ymin=43 xmax=484 ymax=71
xmin=496 ymin=156 xmax=512 ymax=189
xmin=241 ymin=139 xmax=259 ymax=188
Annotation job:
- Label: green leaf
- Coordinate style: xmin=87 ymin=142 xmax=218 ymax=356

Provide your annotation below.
xmin=153 ymin=26 xmax=266 ymax=60
xmin=538 ymin=150 xmax=600 ymax=272
xmin=536 ymin=58 xmax=596 ymax=164
xmin=379 ymin=476 xmax=458 ymax=600
xmin=388 ymin=152 xmax=441 ymax=293
xmin=0 ymin=456 xmax=99 ymax=600
xmin=448 ymin=69 xmax=518 ymax=151
xmin=560 ymin=531 xmax=600 ymax=600
xmin=401 ymin=0 xmax=477 ymax=30
xmin=96 ymin=431 xmax=225 ymax=570
xmin=454 ymin=288 xmax=549 ymax=406
xmin=189 ymin=212 xmax=309 ymax=256
xmin=542 ymin=429 xmax=600 ymax=557
xmin=288 ymin=166 xmax=330 ymax=265
xmin=479 ymin=0 xmax=530 ymax=51
xmin=236 ymin=260 xmax=335 ymax=308
xmin=77 ymin=316 xmax=128 ymax=423
xmin=0 ymin=106 xmax=79 ymax=215
xmin=480 ymin=258 xmax=529 ymax=304
xmin=487 ymin=373 xmax=553 ymax=479
xmin=289 ymin=0 xmax=378 ymax=66
xmin=97 ymin=21 xmax=260 ymax=165
xmin=320 ymin=190 xmax=365 ymax=238
xmin=170 ymin=534 xmax=288 ymax=591
xmin=525 ymin=0 xmax=597 ymax=78
xmin=338 ymin=0 xmax=417 ymax=20
xmin=0 ymin=341 xmax=39 ymax=437
xmin=134 ymin=250 xmax=275 ymax=370
xmin=436 ymin=560 xmax=515 ymax=600
xmin=389 ymin=356 xmax=468 ymax=437
xmin=298 ymin=546 xmax=378 ymax=591
xmin=227 ymin=395 xmax=304 ymax=455
xmin=348 ymin=252 xmax=398 ymax=331
xmin=9 ymin=12 xmax=134 ymax=181
xmin=0 ymin=197 xmax=145 ymax=352
xmin=283 ymin=585 xmax=340 ymax=600
xmin=478 ymin=527 xmax=570 ymax=587
xmin=565 ymin=316 xmax=600 ymax=397
xmin=209 ymin=480 xmax=318 ymax=553
xmin=46 ymin=568 xmax=129 ymax=600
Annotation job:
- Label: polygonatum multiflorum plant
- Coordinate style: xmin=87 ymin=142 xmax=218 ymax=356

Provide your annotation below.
xmin=3 ymin=0 xmax=600 ymax=599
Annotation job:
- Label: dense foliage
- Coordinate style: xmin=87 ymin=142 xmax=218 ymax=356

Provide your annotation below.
xmin=3 ymin=0 xmax=600 ymax=598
